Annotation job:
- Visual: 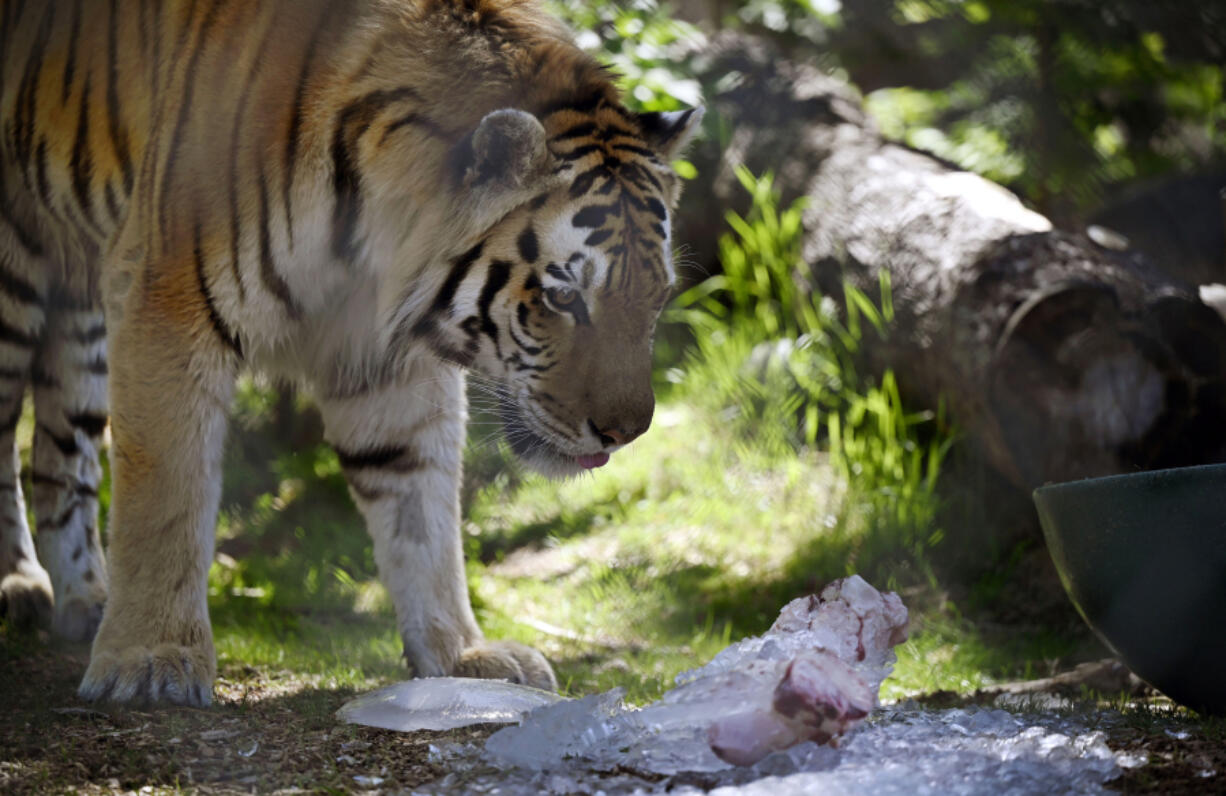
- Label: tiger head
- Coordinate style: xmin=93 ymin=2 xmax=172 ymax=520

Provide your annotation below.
xmin=408 ymin=101 xmax=702 ymax=476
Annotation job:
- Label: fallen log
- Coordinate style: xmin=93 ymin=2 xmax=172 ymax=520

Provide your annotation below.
xmin=678 ymin=36 xmax=1226 ymax=489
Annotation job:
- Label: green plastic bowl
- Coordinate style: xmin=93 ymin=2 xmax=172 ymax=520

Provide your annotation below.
xmin=1034 ymin=463 xmax=1226 ymax=715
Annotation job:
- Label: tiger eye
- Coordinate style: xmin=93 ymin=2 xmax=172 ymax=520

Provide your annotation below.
xmin=546 ymin=286 xmax=578 ymax=307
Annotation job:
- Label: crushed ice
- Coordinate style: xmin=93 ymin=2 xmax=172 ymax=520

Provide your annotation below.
xmin=339 ymin=576 xmax=1135 ymax=793
xmin=416 ymin=706 xmax=1131 ymax=794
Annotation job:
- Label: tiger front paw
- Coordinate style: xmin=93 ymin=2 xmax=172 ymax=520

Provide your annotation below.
xmin=452 ymin=639 xmax=558 ymax=692
xmin=0 ymin=566 xmax=54 ymax=632
xmin=79 ymin=638 xmax=215 ymax=706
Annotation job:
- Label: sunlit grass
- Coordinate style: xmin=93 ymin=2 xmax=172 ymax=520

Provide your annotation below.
xmin=211 ymin=599 xmax=403 ymax=691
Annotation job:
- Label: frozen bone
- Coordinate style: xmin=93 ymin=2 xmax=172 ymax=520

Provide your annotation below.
xmin=486 ymin=575 xmax=910 ymax=770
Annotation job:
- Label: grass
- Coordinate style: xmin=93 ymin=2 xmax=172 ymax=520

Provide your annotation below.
xmin=204 ymin=392 xmax=1082 ymax=707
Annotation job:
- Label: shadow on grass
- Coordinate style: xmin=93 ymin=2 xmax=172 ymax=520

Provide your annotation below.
xmin=473 ymin=507 xmax=605 ymax=565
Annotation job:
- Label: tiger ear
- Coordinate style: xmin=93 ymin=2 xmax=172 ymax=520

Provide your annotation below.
xmin=452 ymin=109 xmax=551 ymax=191
xmin=635 ymin=107 xmax=705 ymax=161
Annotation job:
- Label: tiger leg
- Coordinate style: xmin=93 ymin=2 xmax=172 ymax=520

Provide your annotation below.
xmin=318 ymin=354 xmax=556 ymax=691
xmin=30 ymin=303 xmax=109 ymax=641
xmin=78 ymin=261 xmax=235 ymax=705
xmin=0 ymin=390 xmax=54 ymax=632
xmin=0 ymin=243 xmax=51 ymax=631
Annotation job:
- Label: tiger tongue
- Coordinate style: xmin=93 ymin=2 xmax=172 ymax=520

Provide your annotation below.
xmin=576 ymin=453 xmax=610 ymax=470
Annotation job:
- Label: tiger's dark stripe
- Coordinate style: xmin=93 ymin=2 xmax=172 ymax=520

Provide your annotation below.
xmin=399 ymin=243 xmax=484 ymax=355
xmin=636 ymin=108 xmax=697 ymax=147
xmin=69 ymin=73 xmax=101 ymax=232
xmin=572 ymin=203 xmax=615 ymax=229
xmin=567 ymin=166 xmax=605 ymax=198
xmin=106 ymin=0 xmax=134 ymax=193
xmin=284 ymin=0 xmax=345 ymax=250
xmin=537 ymin=88 xmax=605 ymax=119
xmin=429 ymin=241 xmax=484 ymax=316
xmin=67 ymin=412 xmax=108 ymax=437
xmin=13 ymin=3 xmax=56 ymax=191
xmin=34 ymin=138 xmax=54 ymax=205
xmin=61 ymin=0 xmax=83 ymax=103
xmin=550 ymin=122 xmax=597 ymax=142
xmin=256 ymin=171 xmax=300 ymax=319
xmin=584 ymin=229 xmax=612 ymax=248
xmin=71 ymin=322 xmax=106 ymax=345
xmin=516 ymin=226 xmax=538 ymax=263
xmin=226 ymin=16 xmax=278 ymax=305
xmin=377 ymin=111 xmax=450 ymax=146
xmin=157 ymin=0 xmax=223 ymax=245
xmin=331 ymin=87 xmax=421 ymax=262
xmin=335 ymin=443 xmax=423 ymax=473
xmin=622 ymin=160 xmax=664 ymax=193
xmin=329 ymin=113 xmax=364 ymax=263
xmin=558 ymin=143 xmax=600 ymax=161
xmin=0 ymin=318 xmax=36 ymax=347
xmin=37 ymin=423 xmax=79 ymax=456
xmin=30 ymin=364 xmax=58 ymax=388
xmin=507 ymin=322 xmax=541 ymax=356
xmin=598 ymin=122 xmax=638 ymax=141
xmin=193 ymin=222 xmax=243 ymax=357
xmin=0 ymin=260 xmax=42 ymax=304
xmin=644 ymin=196 xmax=667 ymax=222
xmin=0 ymin=191 xmax=45 ymax=257
xmin=31 ymin=471 xmax=65 ymax=488
xmin=104 ymin=180 xmax=121 ymax=221
xmin=0 ymin=366 xmax=26 ymax=380
xmin=45 ymin=502 xmax=79 ymax=531
xmin=478 ymin=260 xmax=512 ymax=348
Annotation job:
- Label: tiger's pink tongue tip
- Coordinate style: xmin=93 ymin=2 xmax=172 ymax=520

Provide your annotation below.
xmin=576 ymin=453 xmax=610 ymax=470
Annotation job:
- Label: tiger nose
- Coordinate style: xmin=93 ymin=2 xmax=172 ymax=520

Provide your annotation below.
xmin=588 ymin=420 xmax=649 ymax=448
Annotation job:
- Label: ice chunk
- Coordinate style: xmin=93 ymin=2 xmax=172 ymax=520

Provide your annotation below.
xmin=484 ymin=689 xmax=644 ymax=767
xmin=337 ymin=676 xmax=564 ymax=731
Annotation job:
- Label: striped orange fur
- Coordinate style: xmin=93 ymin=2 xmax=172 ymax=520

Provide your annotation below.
xmin=0 ymin=0 xmax=701 ymax=704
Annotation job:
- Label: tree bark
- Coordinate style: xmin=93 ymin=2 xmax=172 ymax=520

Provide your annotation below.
xmin=678 ymin=36 xmax=1226 ymax=490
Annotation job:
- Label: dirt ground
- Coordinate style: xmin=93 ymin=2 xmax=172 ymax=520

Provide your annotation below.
xmin=2 ymin=635 xmax=1223 ymax=794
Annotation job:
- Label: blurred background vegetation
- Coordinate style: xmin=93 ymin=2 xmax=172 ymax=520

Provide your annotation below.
xmin=23 ymin=0 xmax=1224 ymax=700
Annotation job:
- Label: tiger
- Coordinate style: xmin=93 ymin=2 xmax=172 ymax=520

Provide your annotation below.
xmin=0 ymin=0 xmax=701 ymax=705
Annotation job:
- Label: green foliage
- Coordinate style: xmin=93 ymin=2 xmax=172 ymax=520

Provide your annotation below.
xmin=549 ymin=0 xmax=702 ymax=111
xmin=846 ymin=0 xmax=1226 ymax=221
xmin=671 ymin=167 xmax=953 ymax=560
xmin=210 ymin=378 xmax=378 ymax=616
